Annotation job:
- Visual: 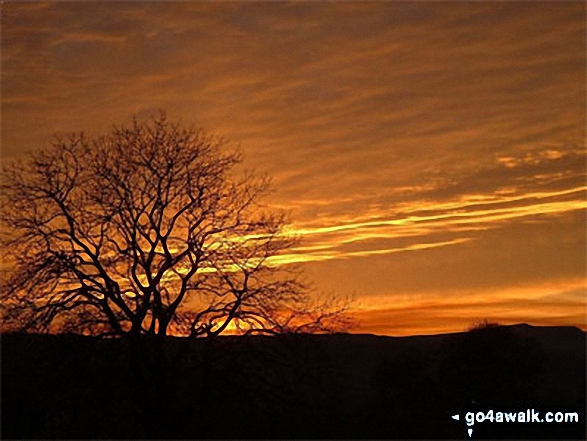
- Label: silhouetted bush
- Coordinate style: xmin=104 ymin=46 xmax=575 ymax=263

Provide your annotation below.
xmin=467 ymin=319 xmax=501 ymax=331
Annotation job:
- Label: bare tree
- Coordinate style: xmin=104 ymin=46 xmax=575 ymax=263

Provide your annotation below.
xmin=1 ymin=113 xmax=350 ymax=338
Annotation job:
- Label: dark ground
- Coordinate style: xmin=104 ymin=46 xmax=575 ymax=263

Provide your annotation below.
xmin=2 ymin=324 xmax=585 ymax=439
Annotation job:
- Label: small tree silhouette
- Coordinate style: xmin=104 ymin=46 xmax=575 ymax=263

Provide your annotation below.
xmin=1 ymin=113 xmax=350 ymax=338
xmin=467 ymin=318 xmax=501 ymax=331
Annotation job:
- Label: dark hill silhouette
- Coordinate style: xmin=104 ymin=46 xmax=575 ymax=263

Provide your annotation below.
xmin=2 ymin=324 xmax=585 ymax=439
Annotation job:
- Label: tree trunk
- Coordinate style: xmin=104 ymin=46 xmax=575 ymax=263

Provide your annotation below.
xmin=158 ymin=316 xmax=170 ymax=336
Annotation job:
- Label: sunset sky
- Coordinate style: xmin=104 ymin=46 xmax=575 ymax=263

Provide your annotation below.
xmin=2 ymin=1 xmax=585 ymax=335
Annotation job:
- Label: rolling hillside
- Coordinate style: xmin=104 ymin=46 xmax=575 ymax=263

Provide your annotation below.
xmin=2 ymin=324 xmax=584 ymax=439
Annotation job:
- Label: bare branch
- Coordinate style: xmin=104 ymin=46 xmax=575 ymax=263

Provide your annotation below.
xmin=1 ymin=112 xmax=351 ymax=338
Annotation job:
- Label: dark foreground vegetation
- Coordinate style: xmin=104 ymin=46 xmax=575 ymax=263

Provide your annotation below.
xmin=2 ymin=324 xmax=585 ymax=439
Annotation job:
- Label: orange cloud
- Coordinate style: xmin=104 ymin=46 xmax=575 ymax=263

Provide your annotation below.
xmin=351 ymin=280 xmax=586 ymax=336
xmin=270 ymin=185 xmax=586 ymax=266
xmin=2 ymin=2 xmax=584 ymax=335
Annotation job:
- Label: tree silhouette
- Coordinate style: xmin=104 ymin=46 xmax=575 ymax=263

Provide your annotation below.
xmin=1 ymin=113 xmax=349 ymax=338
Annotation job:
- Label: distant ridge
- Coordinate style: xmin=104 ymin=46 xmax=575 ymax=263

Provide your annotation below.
xmin=1 ymin=322 xmax=584 ymax=343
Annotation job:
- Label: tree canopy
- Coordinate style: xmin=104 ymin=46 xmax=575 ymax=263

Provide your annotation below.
xmin=1 ymin=113 xmax=349 ymax=337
